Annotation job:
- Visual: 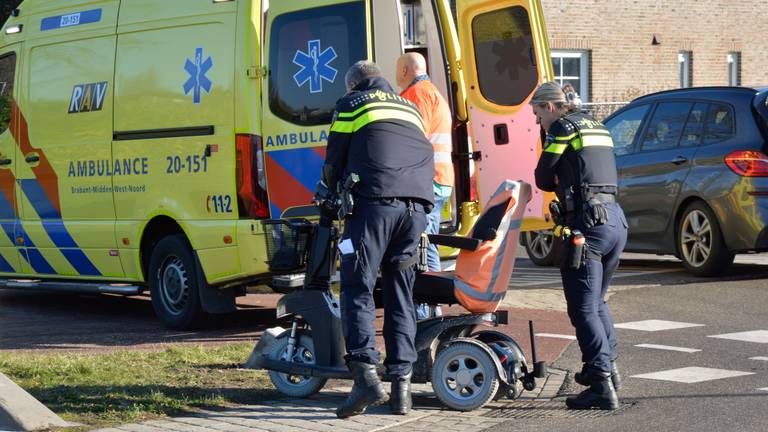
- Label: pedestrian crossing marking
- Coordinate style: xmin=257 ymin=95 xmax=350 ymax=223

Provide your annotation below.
xmin=536 ymin=333 xmax=577 ymax=340
xmin=635 ymin=344 xmax=701 ymax=353
xmin=615 ymin=320 xmax=705 ymax=332
xmin=631 ymin=367 xmax=754 ymax=384
xmin=708 ymin=330 xmax=768 ymax=344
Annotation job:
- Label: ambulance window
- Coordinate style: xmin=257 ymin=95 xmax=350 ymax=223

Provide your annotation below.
xmin=471 ymin=6 xmax=538 ymax=106
xmin=0 ymin=53 xmax=15 ymax=135
xmin=269 ymin=2 xmax=367 ymax=126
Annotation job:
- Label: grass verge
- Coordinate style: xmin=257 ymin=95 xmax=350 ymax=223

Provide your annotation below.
xmin=0 ymin=344 xmax=277 ymax=429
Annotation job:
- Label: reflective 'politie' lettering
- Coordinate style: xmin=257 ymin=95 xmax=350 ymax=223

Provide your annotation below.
xmin=69 ymin=82 xmax=108 ymax=114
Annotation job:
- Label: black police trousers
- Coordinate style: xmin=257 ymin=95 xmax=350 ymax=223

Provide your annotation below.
xmin=561 ymin=202 xmax=628 ymax=373
xmin=339 ymin=197 xmax=428 ymax=377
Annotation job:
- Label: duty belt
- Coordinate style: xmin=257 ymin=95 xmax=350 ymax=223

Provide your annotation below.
xmin=589 ymin=192 xmax=616 ymax=204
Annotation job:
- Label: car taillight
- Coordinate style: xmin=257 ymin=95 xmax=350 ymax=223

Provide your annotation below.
xmin=235 ymin=134 xmax=270 ymax=219
xmin=724 ymin=150 xmax=768 ymax=177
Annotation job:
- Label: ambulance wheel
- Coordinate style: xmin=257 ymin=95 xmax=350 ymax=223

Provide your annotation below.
xmin=522 ymin=230 xmax=560 ymax=266
xmin=148 ymin=234 xmax=208 ymax=330
xmin=267 ymin=331 xmax=327 ymax=398
xmin=431 ymin=342 xmax=500 ymax=411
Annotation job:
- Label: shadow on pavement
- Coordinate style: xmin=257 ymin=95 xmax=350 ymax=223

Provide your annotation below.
xmin=0 ymin=290 xmax=289 ymax=352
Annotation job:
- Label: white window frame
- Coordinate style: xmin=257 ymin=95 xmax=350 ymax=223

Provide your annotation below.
xmin=727 ymin=52 xmax=741 ymax=86
xmin=679 ymin=51 xmax=692 ymax=88
xmin=551 ymin=50 xmax=589 ymax=102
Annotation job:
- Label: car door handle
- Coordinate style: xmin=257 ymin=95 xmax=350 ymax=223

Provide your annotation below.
xmin=0 ymin=158 xmax=11 ymax=166
xmin=670 ymin=156 xmax=688 ymax=165
xmin=25 ymin=154 xmax=40 ymax=163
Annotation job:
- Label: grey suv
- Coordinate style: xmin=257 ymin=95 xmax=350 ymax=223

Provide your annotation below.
xmin=523 ymin=86 xmax=768 ymax=276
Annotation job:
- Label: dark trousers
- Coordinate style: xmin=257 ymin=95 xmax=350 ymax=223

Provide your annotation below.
xmin=340 ymin=197 xmax=428 ymax=376
xmin=561 ymin=202 xmax=628 ymax=373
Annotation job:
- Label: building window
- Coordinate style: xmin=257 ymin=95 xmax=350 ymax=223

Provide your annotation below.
xmin=551 ymin=50 xmax=589 ymax=102
xmin=728 ymin=52 xmax=741 ymax=86
xmin=678 ymin=51 xmax=692 ymax=88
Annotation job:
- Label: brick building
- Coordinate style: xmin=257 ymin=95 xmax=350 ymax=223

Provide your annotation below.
xmin=541 ymin=0 xmax=768 ymax=108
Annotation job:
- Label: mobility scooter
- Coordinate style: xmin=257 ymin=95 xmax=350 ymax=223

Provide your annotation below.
xmin=247 ymin=180 xmax=546 ymax=411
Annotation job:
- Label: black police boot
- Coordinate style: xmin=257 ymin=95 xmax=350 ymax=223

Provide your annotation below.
xmin=336 ymin=361 xmax=389 ymax=418
xmin=389 ymin=371 xmax=412 ymax=415
xmin=574 ymin=361 xmax=622 ymax=391
xmin=566 ymin=370 xmax=619 ymax=410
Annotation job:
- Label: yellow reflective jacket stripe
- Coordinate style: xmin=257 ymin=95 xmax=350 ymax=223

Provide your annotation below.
xmin=554 ymin=132 xmax=578 ymax=142
xmin=544 ymin=143 xmax=568 ymax=154
xmin=337 ymin=101 xmax=422 ymax=119
xmin=330 ymin=108 xmax=425 ymax=134
xmin=571 ymin=135 xmax=613 ymax=151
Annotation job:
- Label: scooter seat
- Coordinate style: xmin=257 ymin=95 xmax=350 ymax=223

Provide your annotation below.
xmin=412 ymin=271 xmax=457 ymax=305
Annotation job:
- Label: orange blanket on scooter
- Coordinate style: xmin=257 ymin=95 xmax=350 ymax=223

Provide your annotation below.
xmin=454 ymin=180 xmax=532 ymax=313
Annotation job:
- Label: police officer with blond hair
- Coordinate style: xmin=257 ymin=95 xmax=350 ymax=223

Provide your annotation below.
xmin=531 ymin=82 xmax=627 ymax=410
xmin=323 ymin=60 xmax=434 ymax=418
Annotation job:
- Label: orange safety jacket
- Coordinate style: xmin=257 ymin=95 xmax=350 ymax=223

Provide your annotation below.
xmin=400 ymin=78 xmax=454 ymax=189
xmin=453 ymin=180 xmax=532 ymax=313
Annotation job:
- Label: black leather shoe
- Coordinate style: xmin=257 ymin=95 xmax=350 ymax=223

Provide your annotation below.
xmin=336 ymin=361 xmax=389 ymax=418
xmin=389 ymin=372 xmax=412 ymax=415
xmin=574 ymin=361 xmax=622 ymax=391
xmin=566 ymin=370 xmax=619 ymax=410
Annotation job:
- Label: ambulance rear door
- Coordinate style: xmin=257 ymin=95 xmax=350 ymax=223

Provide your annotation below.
xmin=0 ymin=46 xmax=22 ymax=274
xmin=261 ymin=0 xmax=371 ymax=218
xmin=455 ymin=0 xmax=554 ymax=230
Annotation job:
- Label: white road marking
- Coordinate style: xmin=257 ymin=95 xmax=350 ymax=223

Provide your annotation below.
xmin=631 ymin=367 xmax=754 ymax=384
xmin=614 ymin=320 xmax=705 ymax=332
xmin=708 ymin=330 xmax=768 ymax=344
xmin=535 ymin=333 xmax=577 ymax=340
xmin=635 ymin=344 xmax=701 ymax=353
xmin=749 ymin=357 xmax=768 ymax=361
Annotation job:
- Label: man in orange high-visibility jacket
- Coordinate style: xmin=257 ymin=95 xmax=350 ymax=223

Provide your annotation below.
xmin=397 ymin=53 xmax=454 ymax=274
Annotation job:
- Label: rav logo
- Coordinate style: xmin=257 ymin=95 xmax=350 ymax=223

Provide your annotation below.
xmin=68 ymin=82 xmax=108 ymax=114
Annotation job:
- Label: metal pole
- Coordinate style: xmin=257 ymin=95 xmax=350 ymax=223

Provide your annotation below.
xmin=529 ymin=320 xmax=538 ymax=365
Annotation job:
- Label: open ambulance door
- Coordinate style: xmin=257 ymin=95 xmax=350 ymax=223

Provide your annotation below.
xmin=261 ymin=0 xmax=371 ymax=218
xmin=455 ymin=0 xmax=554 ymax=231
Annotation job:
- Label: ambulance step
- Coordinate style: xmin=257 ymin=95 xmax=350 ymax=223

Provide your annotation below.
xmin=0 ymin=279 xmax=143 ymax=295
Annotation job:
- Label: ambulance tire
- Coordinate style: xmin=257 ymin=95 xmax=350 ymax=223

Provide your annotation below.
xmin=522 ymin=230 xmax=561 ymax=266
xmin=149 ymin=234 xmax=208 ymax=330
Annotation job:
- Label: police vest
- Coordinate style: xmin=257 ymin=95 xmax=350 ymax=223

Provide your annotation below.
xmin=327 ymin=77 xmax=435 ymax=204
xmin=534 ymin=111 xmax=618 ymax=204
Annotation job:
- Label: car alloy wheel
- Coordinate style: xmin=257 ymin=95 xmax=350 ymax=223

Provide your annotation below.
xmin=680 ymin=209 xmax=712 ymax=268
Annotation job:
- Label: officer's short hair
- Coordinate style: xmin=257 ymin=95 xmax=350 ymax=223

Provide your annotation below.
xmin=345 ymin=60 xmax=382 ymax=90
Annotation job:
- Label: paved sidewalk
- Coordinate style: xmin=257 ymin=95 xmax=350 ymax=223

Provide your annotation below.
xmin=94 ymin=370 xmax=566 ymax=432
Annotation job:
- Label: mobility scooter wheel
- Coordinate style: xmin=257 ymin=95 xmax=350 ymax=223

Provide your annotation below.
xmin=431 ymin=342 xmax=500 ymax=411
xmin=267 ymin=331 xmax=327 ymax=397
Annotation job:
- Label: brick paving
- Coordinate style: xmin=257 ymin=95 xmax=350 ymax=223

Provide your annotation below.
xmin=95 ymin=370 xmax=566 ymax=432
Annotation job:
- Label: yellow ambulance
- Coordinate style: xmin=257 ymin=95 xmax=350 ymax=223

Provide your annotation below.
xmin=0 ymin=0 xmax=553 ymax=329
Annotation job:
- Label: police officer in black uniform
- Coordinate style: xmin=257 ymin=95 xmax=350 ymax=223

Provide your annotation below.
xmin=531 ymin=82 xmax=628 ymax=410
xmin=323 ymin=61 xmax=434 ymax=418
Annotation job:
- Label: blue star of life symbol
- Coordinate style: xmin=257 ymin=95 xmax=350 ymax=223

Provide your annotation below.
xmin=183 ymin=47 xmax=213 ymax=104
xmin=293 ymin=39 xmax=338 ymax=94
